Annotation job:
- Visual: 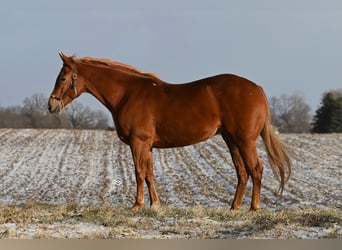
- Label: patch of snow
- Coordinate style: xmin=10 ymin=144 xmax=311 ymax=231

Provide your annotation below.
xmin=0 ymin=129 xmax=341 ymax=210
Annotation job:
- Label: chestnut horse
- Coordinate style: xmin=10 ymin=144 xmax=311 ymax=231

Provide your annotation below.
xmin=48 ymin=53 xmax=291 ymax=211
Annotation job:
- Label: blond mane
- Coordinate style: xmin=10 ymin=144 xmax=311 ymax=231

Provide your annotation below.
xmin=75 ymin=56 xmax=160 ymax=80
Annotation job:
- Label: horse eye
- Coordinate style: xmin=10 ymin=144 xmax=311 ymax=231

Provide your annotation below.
xmin=60 ymin=77 xmax=66 ymax=81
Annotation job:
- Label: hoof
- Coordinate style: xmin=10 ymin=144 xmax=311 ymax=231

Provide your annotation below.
xmin=249 ymin=207 xmax=260 ymax=212
xmin=150 ymin=202 xmax=160 ymax=210
xmin=230 ymin=205 xmax=240 ymax=211
xmin=131 ymin=203 xmax=143 ymax=211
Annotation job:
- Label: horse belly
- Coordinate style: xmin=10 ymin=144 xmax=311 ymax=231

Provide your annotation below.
xmin=154 ymin=111 xmax=220 ymax=148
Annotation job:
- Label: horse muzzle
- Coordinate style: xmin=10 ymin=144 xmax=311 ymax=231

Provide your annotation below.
xmin=48 ymin=97 xmax=63 ymax=114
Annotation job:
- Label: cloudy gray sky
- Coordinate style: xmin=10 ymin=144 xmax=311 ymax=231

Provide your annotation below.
xmin=1 ymin=0 xmax=341 ymax=116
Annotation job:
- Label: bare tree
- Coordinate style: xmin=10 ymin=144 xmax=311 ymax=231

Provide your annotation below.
xmin=23 ymin=93 xmax=49 ymax=116
xmin=0 ymin=106 xmax=28 ymax=128
xmin=66 ymin=101 xmax=109 ymax=129
xmin=90 ymin=109 xmax=111 ymax=129
xmin=269 ymin=93 xmax=311 ymax=133
xmin=22 ymin=93 xmax=48 ymax=128
xmin=22 ymin=93 xmax=70 ymax=128
xmin=1 ymin=93 xmax=109 ymax=129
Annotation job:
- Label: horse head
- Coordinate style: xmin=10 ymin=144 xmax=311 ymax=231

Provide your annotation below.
xmin=48 ymin=53 xmax=80 ymax=113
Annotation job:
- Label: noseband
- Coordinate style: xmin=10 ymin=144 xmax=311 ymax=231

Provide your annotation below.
xmin=50 ymin=67 xmax=78 ymax=105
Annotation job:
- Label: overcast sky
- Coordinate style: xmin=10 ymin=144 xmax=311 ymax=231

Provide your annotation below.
xmin=1 ymin=0 xmax=341 ymax=116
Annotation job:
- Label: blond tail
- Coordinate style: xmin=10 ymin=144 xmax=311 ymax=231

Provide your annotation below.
xmin=261 ymin=116 xmax=292 ymax=195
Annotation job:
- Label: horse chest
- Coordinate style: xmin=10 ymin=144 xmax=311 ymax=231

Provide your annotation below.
xmin=114 ymin=108 xmax=156 ymax=142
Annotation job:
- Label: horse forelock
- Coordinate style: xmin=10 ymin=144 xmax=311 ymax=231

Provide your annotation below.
xmin=75 ymin=56 xmax=160 ymax=80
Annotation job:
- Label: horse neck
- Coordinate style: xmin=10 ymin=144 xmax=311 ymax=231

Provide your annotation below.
xmin=78 ymin=63 xmax=128 ymax=112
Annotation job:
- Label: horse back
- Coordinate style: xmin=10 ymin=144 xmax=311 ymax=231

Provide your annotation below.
xmin=160 ymin=73 xmax=265 ymax=116
xmin=151 ymin=74 xmax=266 ymax=147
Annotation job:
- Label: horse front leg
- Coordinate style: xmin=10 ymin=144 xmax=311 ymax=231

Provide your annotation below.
xmin=132 ymin=165 xmax=146 ymax=211
xmin=130 ymin=137 xmax=159 ymax=211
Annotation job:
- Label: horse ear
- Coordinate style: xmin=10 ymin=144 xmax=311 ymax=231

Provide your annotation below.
xmin=59 ymin=52 xmax=74 ymax=67
xmin=59 ymin=52 xmax=66 ymax=61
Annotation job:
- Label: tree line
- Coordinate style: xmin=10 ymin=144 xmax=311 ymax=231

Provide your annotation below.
xmin=269 ymin=89 xmax=341 ymax=133
xmin=0 ymin=90 xmax=341 ymax=132
xmin=0 ymin=93 xmax=110 ymax=130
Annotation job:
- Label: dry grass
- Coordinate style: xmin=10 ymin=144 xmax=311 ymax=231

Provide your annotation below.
xmin=0 ymin=204 xmax=341 ymax=239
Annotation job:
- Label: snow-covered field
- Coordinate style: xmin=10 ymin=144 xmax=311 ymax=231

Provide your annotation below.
xmin=0 ymin=129 xmax=341 ymax=238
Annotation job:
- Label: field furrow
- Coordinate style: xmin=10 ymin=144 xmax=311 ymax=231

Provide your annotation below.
xmin=0 ymin=129 xmax=341 ymax=211
xmin=153 ymin=149 xmax=185 ymax=206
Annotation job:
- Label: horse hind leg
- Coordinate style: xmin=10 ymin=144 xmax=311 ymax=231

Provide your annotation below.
xmin=237 ymin=140 xmax=264 ymax=211
xmin=222 ymin=134 xmax=249 ymax=210
xmin=145 ymin=151 xmax=160 ymax=208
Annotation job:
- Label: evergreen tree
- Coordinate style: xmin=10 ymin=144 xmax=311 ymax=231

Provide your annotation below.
xmin=312 ymin=90 xmax=342 ymax=133
xmin=331 ymin=95 xmax=342 ymax=132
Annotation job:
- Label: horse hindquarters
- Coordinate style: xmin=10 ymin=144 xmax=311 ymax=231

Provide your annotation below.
xmin=216 ymin=79 xmax=269 ymax=210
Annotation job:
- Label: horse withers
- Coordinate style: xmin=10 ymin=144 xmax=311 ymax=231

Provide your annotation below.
xmin=48 ymin=53 xmax=291 ymax=211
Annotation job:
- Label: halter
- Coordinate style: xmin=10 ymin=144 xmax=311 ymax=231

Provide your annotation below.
xmin=50 ymin=67 xmax=78 ymax=105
